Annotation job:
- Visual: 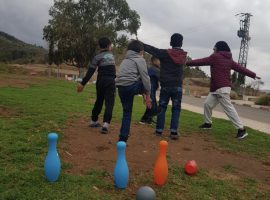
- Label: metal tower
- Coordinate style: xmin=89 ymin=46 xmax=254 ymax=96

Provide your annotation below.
xmin=234 ymin=13 xmax=252 ymax=85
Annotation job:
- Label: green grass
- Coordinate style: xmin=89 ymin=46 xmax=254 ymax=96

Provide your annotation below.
xmin=0 ymin=64 xmax=270 ymax=199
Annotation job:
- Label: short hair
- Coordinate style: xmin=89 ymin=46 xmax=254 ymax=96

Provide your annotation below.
xmin=170 ymin=33 xmax=183 ymax=47
xmin=98 ymin=37 xmax=111 ymax=49
xmin=214 ymin=41 xmax=231 ymax=52
xmin=127 ymin=40 xmax=144 ymax=53
xmin=151 ymin=56 xmax=159 ymax=63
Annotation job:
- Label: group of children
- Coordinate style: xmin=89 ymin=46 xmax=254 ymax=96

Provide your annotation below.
xmin=77 ymin=34 xmax=260 ymax=142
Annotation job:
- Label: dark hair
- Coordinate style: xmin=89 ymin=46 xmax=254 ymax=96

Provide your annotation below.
xmin=214 ymin=41 xmax=231 ymax=52
xmin=98 ymin=37 xmax=111 ymax=49
xmin=170 ymin=33 xmax=183 ymax=47
xmin=151 ymin=56 xmax=158 ymax=63
xmin=127 ymin=40 xmax=144 ymax=53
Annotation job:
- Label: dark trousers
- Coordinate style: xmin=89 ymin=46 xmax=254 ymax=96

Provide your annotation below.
xmin=141 ymin=80 xmax=158 ymax=122
xmin=92 ymin=77 xmax=115 ymax=123
xmin=156 ymin=86 xmax=182 ymax=133
xmin=118 ymin=82 xmax=145 ymax=140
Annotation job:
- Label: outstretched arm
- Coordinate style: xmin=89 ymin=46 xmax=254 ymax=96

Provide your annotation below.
xmin=77 ymin=56 xmax=98 ymax=92
xmin=186 ymin=56 xmax=212 ymax=66
xmin=143 ymin=43 xmax=165 ymax=59
xmin=232 ymin=61 xmax=257 ymax=79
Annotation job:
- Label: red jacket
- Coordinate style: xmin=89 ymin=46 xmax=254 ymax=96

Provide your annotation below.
xmin=186 ymin=51 xmax=256 ymax=92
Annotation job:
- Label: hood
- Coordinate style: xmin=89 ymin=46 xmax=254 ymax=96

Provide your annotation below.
xmin=167 ymin=48 xmax=187 ymax=64
xmin=125 ymin=50 xmax=142 ymax=59
xmin=216 ymin=51 xmax=232 ymax=59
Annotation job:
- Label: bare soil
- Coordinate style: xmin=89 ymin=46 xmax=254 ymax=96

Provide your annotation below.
xmin=0 ymin=65 xmax=49 ymax=88
xmin=0 ymin=106 xmax=18 ymax=118
xmin=61 ymin=118 xmax=270 ymax=183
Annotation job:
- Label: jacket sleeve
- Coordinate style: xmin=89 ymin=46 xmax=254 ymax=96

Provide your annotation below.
xmin=186 ymin=56 xmax=212 ymax=66
xmin=80 ymin=56 xmax=98 ymax=86
xmin=137 ymin=59 xmax=151 ymax=94
xmin=231 ymin=61 xmax=256 ymax=78
xmin=143 ymin=43 xmax=165 ymax=59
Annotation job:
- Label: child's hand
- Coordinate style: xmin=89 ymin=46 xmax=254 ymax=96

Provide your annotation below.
xmin=143 ymin=94 xmax=152 ymax=109
xmin=77 ymin=84 xmax=84 ymax=93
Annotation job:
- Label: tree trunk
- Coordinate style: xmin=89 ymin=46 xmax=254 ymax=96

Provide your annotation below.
xmin=78 ymin=67 xmax=85 ymax=78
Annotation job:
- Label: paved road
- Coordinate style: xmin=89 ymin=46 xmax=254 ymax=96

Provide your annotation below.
xmin=182 ymin=95 xmax=270 ymax=124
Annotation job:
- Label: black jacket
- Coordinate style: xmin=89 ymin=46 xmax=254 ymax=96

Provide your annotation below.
xmin=143 ymin=43 xmax=187 ymax=87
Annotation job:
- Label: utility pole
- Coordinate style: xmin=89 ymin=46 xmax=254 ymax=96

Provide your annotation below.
xmin=233 ymin=13 xmax=252 ymax=87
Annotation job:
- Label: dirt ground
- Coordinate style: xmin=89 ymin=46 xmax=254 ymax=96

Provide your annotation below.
xmin=61 ymin=118 xmax=270 ymax=183
xmin=0 ymin=65 xmax=49 ymax=88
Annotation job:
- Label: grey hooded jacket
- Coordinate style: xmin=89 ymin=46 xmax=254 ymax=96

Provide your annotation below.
xmin=115 ymin=50 xmax=151 ymax=94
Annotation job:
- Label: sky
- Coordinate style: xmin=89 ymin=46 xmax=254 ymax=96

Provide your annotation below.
xmin=0 ymin=0 xmax=269 ymax=89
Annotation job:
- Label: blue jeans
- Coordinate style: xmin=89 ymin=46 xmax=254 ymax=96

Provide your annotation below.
xmin=156 ymin=86 xmax=182 ymax=133
xmin=118 ymin=82 xmax=145 ymax=140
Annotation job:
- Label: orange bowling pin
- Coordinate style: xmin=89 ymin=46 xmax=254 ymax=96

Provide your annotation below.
xmin=153 ymin=140 xmax=168 ymax=186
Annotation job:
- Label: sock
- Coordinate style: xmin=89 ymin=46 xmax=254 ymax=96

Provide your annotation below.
xmin=103 ymin=122 xmax=109 ymax=128
xmin=91 ymin=120 xmax=98 ymax=125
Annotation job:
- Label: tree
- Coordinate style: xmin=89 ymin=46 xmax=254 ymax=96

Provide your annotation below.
xmin=237 ymin=73 xmax=245 ymax=86
xmin=43 ymin=0 xmax=140 ymax=76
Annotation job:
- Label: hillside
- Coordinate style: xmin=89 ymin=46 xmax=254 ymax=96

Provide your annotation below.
xmin=0 ymin=31 xmax=47 ymax=64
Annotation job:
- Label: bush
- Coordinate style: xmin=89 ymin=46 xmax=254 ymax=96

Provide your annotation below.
xmin=255 ymin=95 xmax=270 ymax=106
xmin=230 ymin=90 xmax=239 ymax=100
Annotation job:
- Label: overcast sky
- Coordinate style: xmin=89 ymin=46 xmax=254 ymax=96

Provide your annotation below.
xmin=0 ymin=0 xmax=269 ymax=89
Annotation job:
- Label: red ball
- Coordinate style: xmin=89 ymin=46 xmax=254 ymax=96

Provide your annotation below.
xmin=184 ymin=160 xmax=198 ymax=175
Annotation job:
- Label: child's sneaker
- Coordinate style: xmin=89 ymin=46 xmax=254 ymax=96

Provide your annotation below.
xmin=236 ymin=129 xmax=248 ymax=139
xmin=139 ymin=119 xmax=146 ymax=124
xmin=101 ymin=122 xmax=109 ymax=134
xmin=155 ymin=130 xmax=162 ymax=136
xmin=139 ymin=118 xmax=152 ymax=125
xmin=199 ymin=123 xmax=212 ymax=129
xmin=89 ymin=121 xmax=101 ymax=128
xmin=170 ymin=132 xmax=179 ymax=140
xmin=101 ymin=127 xmax=108 ymax=134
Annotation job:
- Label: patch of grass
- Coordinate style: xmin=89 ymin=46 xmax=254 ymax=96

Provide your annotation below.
xmin=0 ymin=69 xmax=270 ymax=199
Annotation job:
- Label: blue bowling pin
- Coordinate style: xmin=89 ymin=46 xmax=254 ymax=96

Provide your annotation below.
xmin=114 ymin=141 xmax=129 ymax=189
xmin=44 ymin=133 xmax=61 ymax=182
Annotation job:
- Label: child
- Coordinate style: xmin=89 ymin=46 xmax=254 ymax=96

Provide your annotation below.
xmin=140 ymin=56 xmax=160 ymax=124
xmin=77 ymin=37 xmax=116 ymax=134
xmin=142 ymin=33 xmax=187 ymax=140
xmin=116 ymin=40 xmax=152 ymax=142
xmin=186 ymin=41 xmax=261 ymax=139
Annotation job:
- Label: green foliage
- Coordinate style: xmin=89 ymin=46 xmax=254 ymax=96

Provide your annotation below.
xmin=232 ymin=72 xmax=237 ymax=84
xmin=43 ymin=0 xmax=141 ymax=68
xmin=237 ymin=73 xmax=246 ymax=85
xmin=0 ymin=31 xmax=47 ymax=63
xmin=255 ymin=94 xmax=270 ymax=105
xmin=230 ymin=90 xmax=239 ymax=100
xmin=184 ymin=66 xmax=208 ymax=78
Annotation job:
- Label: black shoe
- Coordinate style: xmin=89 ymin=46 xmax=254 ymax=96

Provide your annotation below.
xmin=89 ymin=122 xmax=101 ymax=128
xmin=139 ymin=119 xmax=147 ymax=124
xmin=170 ymin=132 xmax=179 ymax=140
xmin=119 ymin=135 xmax=128 ymax=142
xmin=101 ymin=127 xmax=108 ymax=134
xmin=199 ymin=123 xmax=212 ymax=129
xmin=145 ymin=119 xmax=153 ymax=125
xmin=139 ymin=118 xmax=152 ymax=125
xmin=236 ymin=129 xmax=248 ymax=139
xmin=155 ymin=130 xmax=162 ymax=136
xmin=150 ymin=107 xmax=162 ymax=117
